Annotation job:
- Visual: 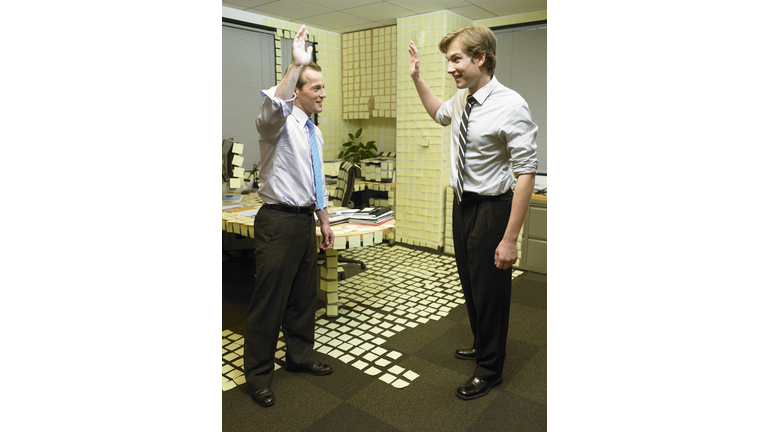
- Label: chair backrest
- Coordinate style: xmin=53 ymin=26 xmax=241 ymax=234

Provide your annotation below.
xmin=334 ymin=161 xmax=357 ymax=208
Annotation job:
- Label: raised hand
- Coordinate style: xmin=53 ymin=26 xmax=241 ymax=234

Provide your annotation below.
xmin=293 ymin=25 xmax=313 ymax=68
xmin=408 ymin=40 xmax=442 ymax=119
xmin=408 ymin=41 xmax=420 ymax=79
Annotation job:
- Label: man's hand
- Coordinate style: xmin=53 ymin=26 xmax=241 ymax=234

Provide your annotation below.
xmin=496 ymin=174 xmax=535 ymax=270
xmin=494 ymin=238 xmax=518 ymax=270
xmin=319 ymin=222 xmax=335 ymax=251
xmin=408 ymin=41 xmax=421 ymax=79
xmin=274 ymin=24 xmax=312 ymax=101
xmin=293 ymin=25 xmax=313 ymax=68
xmin=408 ymin=40 xmax=442 ymax=119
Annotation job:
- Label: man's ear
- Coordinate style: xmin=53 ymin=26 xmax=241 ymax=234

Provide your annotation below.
xmin=475 ymin=51 xmax=486 ymax=67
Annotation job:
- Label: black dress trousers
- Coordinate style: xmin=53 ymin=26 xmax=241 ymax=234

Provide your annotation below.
xmin=243 ymin=207 xmax=318 ymax=389
xmin=452 ymin=192 xmax=514 ymax=381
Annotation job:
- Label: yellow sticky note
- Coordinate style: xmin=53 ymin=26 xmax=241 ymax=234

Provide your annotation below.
xmin=326 ymin=292 xmax=339 ymax=304
xmin=320 ymin=266 xmax=338 ymax=280
xmin=333 ymin=236 xmax=347 ymax=249
xmin=320 ymin=279 xmax=338 ymax=292
xmin=327 ymin=304 xmax=338 ymax=316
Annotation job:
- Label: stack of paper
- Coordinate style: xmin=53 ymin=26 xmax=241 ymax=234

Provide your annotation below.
xmin=349 ymin=207 xmax=394 ymax=226
xmin=316 ymin=209 xmax=360 ymax=226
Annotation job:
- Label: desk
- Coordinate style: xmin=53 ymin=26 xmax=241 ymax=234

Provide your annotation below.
xmin=222 ymin=192 xmax=396 ymax=317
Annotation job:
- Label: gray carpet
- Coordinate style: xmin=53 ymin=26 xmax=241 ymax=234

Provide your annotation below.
xmin=222 ymin=243 xmax=546 ymax=431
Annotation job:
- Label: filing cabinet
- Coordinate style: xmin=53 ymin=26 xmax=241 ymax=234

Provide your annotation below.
xmin=521 ymin=196 xmax=547 ymax=274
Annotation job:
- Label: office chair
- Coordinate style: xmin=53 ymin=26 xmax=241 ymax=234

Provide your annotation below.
xmin=328 ymin=161 xmax=357 ymax=208
xmin=326 ymin=161 xmax=366 ymax=278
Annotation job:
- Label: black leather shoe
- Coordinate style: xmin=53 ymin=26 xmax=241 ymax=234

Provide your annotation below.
xmin=284 ymin=361 xmax=333 ymax=376
xmin=456 ymin=376 xmax=502 ymax=400
xmin=454 ymin=346 xmax=476 ymax=360
xmin=250 ymin=387 xmax=275 ymax=407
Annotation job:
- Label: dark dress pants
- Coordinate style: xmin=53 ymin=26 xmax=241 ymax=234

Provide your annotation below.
xmin=452 ymin=192 xmax=514 ymax=381
xmin=244 ymin=207 xmax=318 ymax=389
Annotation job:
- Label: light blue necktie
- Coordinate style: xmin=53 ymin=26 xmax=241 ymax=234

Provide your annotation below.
xmin=306 ymin=118 xmax=324 ymax=210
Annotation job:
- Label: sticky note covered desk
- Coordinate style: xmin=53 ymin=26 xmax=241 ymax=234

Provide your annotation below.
xmin=222 ymin=192 xmax=395 ymax=317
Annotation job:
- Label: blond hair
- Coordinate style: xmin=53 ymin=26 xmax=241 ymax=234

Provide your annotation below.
xmin=439 ymin=26 xmax=497 ymax=76
xmin=297 ymin=62 xmax=322 ymax=90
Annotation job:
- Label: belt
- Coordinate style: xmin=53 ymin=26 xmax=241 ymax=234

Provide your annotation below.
xmin=262 ymin=203 xmax=316 ymax=214
xmin=461 ymin=189 xmax=514 ymax=202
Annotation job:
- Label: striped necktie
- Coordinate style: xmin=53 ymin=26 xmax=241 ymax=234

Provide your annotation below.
xmin=306 ymin=118 xmax=324 ymax=210
xmin=456 ymin=95 xmax=476 ymax=204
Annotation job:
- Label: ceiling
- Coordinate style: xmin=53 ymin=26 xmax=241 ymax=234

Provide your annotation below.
xmin=222 ymin=0 xmax=546 ymax=34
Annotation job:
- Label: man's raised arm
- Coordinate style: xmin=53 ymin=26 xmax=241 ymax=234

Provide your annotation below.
xmin=275 ymin=25 xmax=313 ymax=101
xmin=408 ymin=41 xmax=443 ymax=119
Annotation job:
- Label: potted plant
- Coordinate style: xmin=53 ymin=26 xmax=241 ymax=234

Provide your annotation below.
xmin=338 ymin=128 xmax=378 ymax=167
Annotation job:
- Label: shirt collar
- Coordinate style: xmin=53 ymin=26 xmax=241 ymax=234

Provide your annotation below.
xmin=468 ymin=75 xmax=498 ymax=105
xmin=292 ymin=105 xmax=311 ymax=127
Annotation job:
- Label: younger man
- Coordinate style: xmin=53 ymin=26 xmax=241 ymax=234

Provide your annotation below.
xmin=408 ymin=26 xmax=538 ymax=400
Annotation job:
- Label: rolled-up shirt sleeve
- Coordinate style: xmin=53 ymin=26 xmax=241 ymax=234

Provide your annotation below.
xmin=502 ymin=103 xmax=539 ymax=177
xmin=433 ymin=99 xmax=454 ymax=126
xmin=256 ymin=86 xmax=295 ymax=141
xmin=323 ymin=180 xmax=329 ymax=209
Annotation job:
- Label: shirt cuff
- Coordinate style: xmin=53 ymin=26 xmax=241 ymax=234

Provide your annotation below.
xmin=261 ymin=86 xmax=294 ymax=118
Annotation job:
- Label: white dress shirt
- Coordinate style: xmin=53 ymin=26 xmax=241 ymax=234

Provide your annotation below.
xmin=255 ymin=86 xmax=329 ymax=208
xmin=434 ymin=76 xmax=538 ymax=196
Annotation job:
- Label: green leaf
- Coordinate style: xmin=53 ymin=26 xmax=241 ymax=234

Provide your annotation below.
xmin=354 ymin=128 xmax=362 ymax=139
xmin=338 ymin=150 xmax=344 ymax=158
xmin=348 ymin=133 xmax=355 ymax=141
